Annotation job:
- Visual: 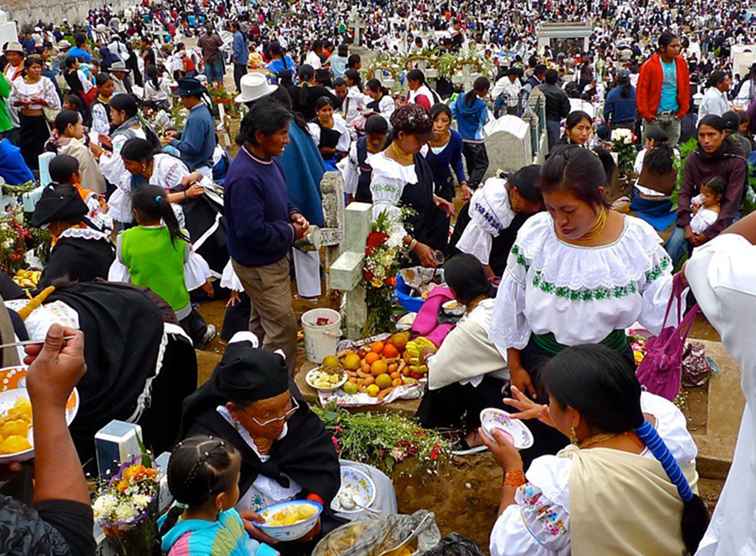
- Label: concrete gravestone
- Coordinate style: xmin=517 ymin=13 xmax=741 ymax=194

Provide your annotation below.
xmin=484 ymin=115 xmax=532 ymax=177
xmin=329 ymin=203 xmax=372 ymax=339
xmin=320 ymin=170 xmax=346 ymax=291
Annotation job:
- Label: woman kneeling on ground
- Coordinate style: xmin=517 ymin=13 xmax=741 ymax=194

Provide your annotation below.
xmin=487 ymin=344 xmax=708 ymax=556
xmin=416 ymin=254 xmax=509 ymax=455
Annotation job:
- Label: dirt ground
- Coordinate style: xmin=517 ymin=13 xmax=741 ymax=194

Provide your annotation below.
xmin=193 ymin=296 xmax=724 ymax=553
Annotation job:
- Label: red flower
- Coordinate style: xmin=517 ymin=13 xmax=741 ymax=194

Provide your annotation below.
xmin=365 ymin=231 xmax=388 ymax=256
xmin=386 ymin=276 xmax=397 ymax=287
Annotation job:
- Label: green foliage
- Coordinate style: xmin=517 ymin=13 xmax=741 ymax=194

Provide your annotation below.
xmin=313 ymin=404 xmax=449 ymax=474
xmin=671 ymin=137 xmax=698 ymax=208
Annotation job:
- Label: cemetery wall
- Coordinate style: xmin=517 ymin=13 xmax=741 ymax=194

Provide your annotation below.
xmin=1 ymin=0 xmax=132 ymax=27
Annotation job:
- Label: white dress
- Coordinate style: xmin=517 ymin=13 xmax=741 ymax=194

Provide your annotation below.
xmin=490 ymin=212 xmax=677 ymax=350
xmin=455 ymin=177 xmax=515 ymax=266
xmin=490 ymin=392 xmax=699 ymax=556
xmin=688 ymin=234 xmax=756 ymax=556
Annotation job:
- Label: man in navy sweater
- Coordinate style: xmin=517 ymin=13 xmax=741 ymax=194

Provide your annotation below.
xmin=163 ymin=78 xmax=216 ymax=175
xmin=224 ymin=100 xmax=308 ymax=373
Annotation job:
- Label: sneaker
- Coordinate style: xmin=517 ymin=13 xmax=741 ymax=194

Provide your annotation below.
xmin=199 ymin=324 xmax=217 ymax=348
xmin=451 ymin=437 xmax=488 ymax=456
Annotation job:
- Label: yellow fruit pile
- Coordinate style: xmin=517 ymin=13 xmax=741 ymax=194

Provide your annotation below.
xmin=326 ymin=332 xmax=437 ymax=399
xmin=0 ymin=397 xmax=32 ymax=454
xmin=13 ymin=269 xmax=41 ymax=290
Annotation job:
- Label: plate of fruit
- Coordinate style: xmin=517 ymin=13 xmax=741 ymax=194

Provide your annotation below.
xmin=319 ymin=332 xmax=437 ymax=404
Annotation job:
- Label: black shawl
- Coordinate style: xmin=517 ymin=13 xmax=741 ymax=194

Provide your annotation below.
xmin=180 ymin=352 xmax=341 ymax=502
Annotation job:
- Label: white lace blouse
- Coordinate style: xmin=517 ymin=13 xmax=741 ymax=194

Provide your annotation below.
xmin=490 ymin=212 xmax=677 ymax=350
xmin=455 ymin=177 xmax=515 ymax=265
xmin=490 ymin=392 xmax=699 ymax=556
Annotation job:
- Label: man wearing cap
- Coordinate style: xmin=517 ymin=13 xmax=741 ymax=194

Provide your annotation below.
xmin=109 ymin=61 xmax=132 ymax=95
xmin=3 ymin=42 xmax=25 ymax=84
xmin=163 ymin=78 xmax=216 ymax=176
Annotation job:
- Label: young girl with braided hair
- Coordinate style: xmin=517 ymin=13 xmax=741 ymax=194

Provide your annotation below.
xmin=158 ymin=435 xmax=278 ymax=555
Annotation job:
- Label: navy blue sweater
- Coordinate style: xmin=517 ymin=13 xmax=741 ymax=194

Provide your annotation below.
xmin=223 ymin=148 xmax=297 ymax=267
xmin=604 ymin=85 xmax=637 ymax=125
xmin=423 ymin=130 xmax=466 ymax=201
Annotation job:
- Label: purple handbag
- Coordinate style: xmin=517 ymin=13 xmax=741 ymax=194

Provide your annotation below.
xmin=636 ymin=273 xmax=699 ymax=401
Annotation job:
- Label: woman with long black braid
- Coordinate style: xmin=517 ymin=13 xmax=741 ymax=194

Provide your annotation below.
xmin=485 ymin=344 xmax=709 ymax=556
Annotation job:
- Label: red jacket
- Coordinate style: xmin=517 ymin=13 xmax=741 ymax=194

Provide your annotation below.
xmin=636 ymin=53 xmax=690 ymax=121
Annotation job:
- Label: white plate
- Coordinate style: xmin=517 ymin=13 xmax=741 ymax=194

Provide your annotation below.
xmin=331 ymin=465 xmax=376 ymax=513
xmin=0 ymin=387 xmax=80 ymax=463
xmin=305 ymin=368 xmax=348 ymax=392
xmin=479 ymin=408 xmax=534 ymax=449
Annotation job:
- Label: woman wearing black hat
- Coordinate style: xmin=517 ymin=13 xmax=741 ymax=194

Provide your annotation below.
xmin=31 ymin=156 xmax=114 ymax=288
xmin=180 ymin=334 xmax=342 ymax=553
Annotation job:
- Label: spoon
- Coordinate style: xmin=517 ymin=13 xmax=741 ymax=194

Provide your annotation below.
xmin=338 ymin=492 xmax=381 ymax=515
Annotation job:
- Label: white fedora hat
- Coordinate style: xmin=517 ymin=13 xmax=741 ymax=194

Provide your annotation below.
xmin=235 ymin=72 xmax=278 ymax=104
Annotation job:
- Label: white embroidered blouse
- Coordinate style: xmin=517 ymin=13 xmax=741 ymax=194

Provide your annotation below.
xmin=490 ymin=212 xmax=677 ymax=351
xmin=367 ymin=151 xmax=417 ymax=237
xmin=455 ymin=177 xmax=516 ymax=265
xmin=490 ymin=393 xmax=699 ymax=556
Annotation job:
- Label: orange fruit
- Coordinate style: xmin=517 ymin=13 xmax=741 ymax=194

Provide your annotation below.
xmin=371 ymin=342 xmax=385 ymax=354
xmin=370 ymin=359 xmax=388 ymax=376
xmin=383 ymin=344 xmax=399 ymax=359
xmin=364 ymin=352 xmax=380 ymax=365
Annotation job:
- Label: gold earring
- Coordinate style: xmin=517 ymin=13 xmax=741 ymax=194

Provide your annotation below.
xmin=569 ymin=425 xmax=578 ymax=445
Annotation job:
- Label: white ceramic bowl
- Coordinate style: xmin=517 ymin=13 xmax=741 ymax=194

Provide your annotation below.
xmin=331 ymin=465 xmax=376 ymax=514
xmin=0 ymin=387 xmax=80 ymax=463
xmin=442 ymin=300 xmax=466 ymax=317
xmin=305 ymin=368 xmax=348 ymax=392
xmin=257 ymin=500 xmax=323 ymax=541
xmin=479 ymin=408 xmax=534 ymax=449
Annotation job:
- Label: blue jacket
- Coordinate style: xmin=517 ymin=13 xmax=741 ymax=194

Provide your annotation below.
xmin=604 ymin=85 xmax=637 ymax=125
xmin=0 ymin=139 xmax=34 ymax=185
xmin=276 ymin=121 xmax=325 ymax=226
xmin=232 ymin=30 xmax=249 ymax=66
xmin=224 ymin=148 xmax=298 ymax=267
xmin=452 ymin=92 xmax=489 ymax=141
xmin=66 ymin=46 xmax=92 ymax=63
xmin=171 ymin=103 xmax=216 ymax=171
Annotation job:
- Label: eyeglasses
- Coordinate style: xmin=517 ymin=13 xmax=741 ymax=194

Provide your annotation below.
xmin=249 ymin=397 xmax=299 ymax=427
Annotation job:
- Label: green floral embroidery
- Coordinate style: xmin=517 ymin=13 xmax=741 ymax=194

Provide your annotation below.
xmin=645 ymin=257 xmax=671 ymax=282
xmin=532 ymin=271 xmax=639 ymax=301
xmin=510 ymin=245 xmax=529 ymax=270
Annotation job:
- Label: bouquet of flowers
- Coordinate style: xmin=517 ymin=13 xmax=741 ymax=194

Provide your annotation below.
xmin=93 ymin=458 xmax=161 ymax=556
xmin=362 ymin=211 xmax=403 ymax=336
xmin=0 ymin=206 xmax=33 ymax=275
xmin=611 ymin=128 xmax=636 ymax=179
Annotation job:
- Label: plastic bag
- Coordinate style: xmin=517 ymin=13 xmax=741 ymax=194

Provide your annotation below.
xmin=419 ymin=533 xmax=484 ymax=556
xmin=312 ymin=510 xmax=441 ymax=556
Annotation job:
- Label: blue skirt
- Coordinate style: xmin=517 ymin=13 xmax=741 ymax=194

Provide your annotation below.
xmin=630 ymin=188 xmax=677 ymax=232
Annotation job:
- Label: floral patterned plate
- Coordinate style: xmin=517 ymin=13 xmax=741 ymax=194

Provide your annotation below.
xmin=479 ymin=408 xmax=534 ymax=449
xmin=331 ymin=465 xmax=376 ymax=514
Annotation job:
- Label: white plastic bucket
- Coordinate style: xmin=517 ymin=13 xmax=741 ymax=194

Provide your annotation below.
xmin=301 ymin=308 xmax=342 ymax=364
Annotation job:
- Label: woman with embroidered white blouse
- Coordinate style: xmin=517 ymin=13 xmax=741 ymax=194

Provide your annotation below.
xmin=490 ymin=145 xmax=678 ymax=463
xmin=484 ymin=345 xmax=708 ymax=556
xmin=369 ymin=104 xmax=454 ymax=267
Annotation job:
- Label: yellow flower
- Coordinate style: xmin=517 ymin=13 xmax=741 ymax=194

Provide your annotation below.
xmin=116 ymin=480 xmax=129 ymax=493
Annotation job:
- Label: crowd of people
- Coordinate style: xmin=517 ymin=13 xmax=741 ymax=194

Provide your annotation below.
xmin=0 ymin=0 xmax=755 ymax=554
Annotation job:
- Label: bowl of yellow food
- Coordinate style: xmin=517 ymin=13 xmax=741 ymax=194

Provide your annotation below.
xmin=0 ymin=387 xmax=79 ymax=463
xmin=257 ymin=500 xmax=322 ymax=541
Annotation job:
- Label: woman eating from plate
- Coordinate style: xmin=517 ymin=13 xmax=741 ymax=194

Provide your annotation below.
xmin=486 ymin=344 xmax=708 ymax=556
xmin=416 ymin=254 xmax=509 ymax=455
xmin=490 ymin=145 xmax=678 ymax=465
xmin=179 ymin=333 xmax=342 ymax=554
